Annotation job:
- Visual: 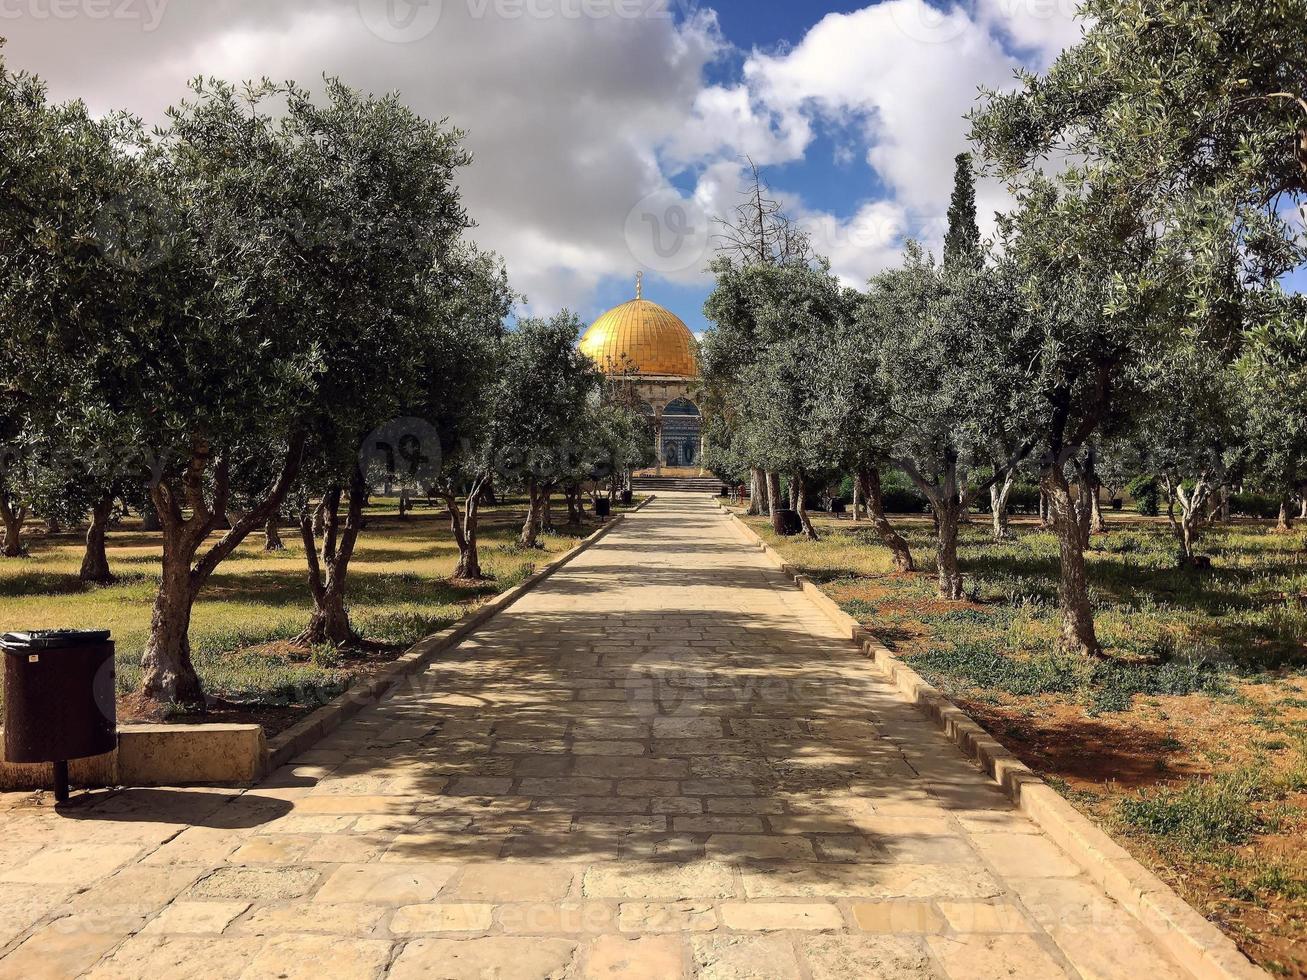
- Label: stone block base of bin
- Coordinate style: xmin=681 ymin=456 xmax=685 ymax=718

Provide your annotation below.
xmin=0 ymin=723 xmax=266 ymax=791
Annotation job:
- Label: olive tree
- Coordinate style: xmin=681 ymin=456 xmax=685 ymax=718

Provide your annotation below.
xmin=487 ymin=313 xmax=601 ymax=549
xmin=275 ymin=81 xmax=475 ymax=647
xmin=419 ymin=248 xmax=514 ymax=582
xmin=864 ymin=245 xmax=1035 ymax=600
xmin=971 ymin=0 xmax=1307 ymax=654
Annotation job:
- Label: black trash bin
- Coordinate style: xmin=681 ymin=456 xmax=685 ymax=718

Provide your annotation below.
xmin=620 ymin=490 xmax=634 ymax=505
xmin=594 ymin=498 xmax=612 ymax=518
xmin=2 ymin=630 xmax=116 ymax=802
xmin=774 ymin=509 xmax=804 ymax=536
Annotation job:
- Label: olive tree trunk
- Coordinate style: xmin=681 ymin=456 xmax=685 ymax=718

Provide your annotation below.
xmin=445 ymin=474 xmax=490 ymax=581
xmin=897 ymin=458 xmax=964 ymax=600
xmin=520 ymin=477 xmax=543 ymax=548
xmin=298 ymin=468 xmax=366 ymax=648
xmin=1041 ymin=465 xmax=1102 ymax=657
xmin=857 ymin=467 xmax=916 ymax=573
xmin=746 ymin=468 xmax=763 ymax=516
xmin=264 ymin=516 xmax=286 ymax=552
xmin=933 ymin=495 xmax=964 ymax=600
xmin=0 ymin=490 xmax=26 ymax=558
xmin=1275 ymin=500 xmax=1295 ymax=534
xmin=140 ymin=435 xmax=305 ymax=707
xmin=79 ymin=492 xmax=116 ymax=585
xmin=765 ymin=471 xmax=784 ymax=533
xmin=1090 ymin=487 xmax=1107 ymax=534
xmin=792 ymin=472 xmax=819 ymax=541
xmin=989 ymin=470 xmax=1017 ymax=543
xmin=1163 ymin=475 xmax=1215 ymax=563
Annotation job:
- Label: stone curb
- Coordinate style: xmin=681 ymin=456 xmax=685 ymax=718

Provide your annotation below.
xmin=714 ymin=500 xmax=1267 ymax=980
xmin=264 ymin=496 xmax=656 ymax=773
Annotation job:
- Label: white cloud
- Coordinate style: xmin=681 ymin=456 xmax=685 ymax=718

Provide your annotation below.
xmin=741 ymin=2 xmax=1015 ymax=213
xmin=0 ymin=0 xmax=1080 ymax=319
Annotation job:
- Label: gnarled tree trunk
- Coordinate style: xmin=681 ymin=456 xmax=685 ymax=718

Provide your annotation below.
xmin=1042 ymin=465 xmax=1101 ymax=657
xmin=264 ymin=516 xmax=286 ymax=552
xmin=140 ymin=434 xmax=305 ymax=708
xmin=793 ymin=472 xmax=819 ymax=541
xmin=858 ymin=467 xmax=915 ymax=573
xmin=80 ymin=492 xmax=116 ymax=584
xmin=989 ymin=470 xmax=1017 ymax=543
xmin=933 ymin=494 xmax=964 ymax=601
xmin=1275 ymin=500 xmax=1294 ymax=534
xmin=520 ymin=477 xmax=543 ymax=548
xmin=0 ymin=491 xmax=26 ymax=558
xmin=298 ymin=468 xmax=366 ymax=648
xmin=765 ymin=471 xmax=783 ymax=533
xmin=445 ymin=475 xmax=490 ymax=581
xmin=746 ymin=468 xmax=763 ymax=516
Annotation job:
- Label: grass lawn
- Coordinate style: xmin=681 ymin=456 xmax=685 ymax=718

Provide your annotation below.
xmin=743 ymin=508 xmax=1307 ymax=976
xmin=0 ymin=497 xmax=630 ymax=735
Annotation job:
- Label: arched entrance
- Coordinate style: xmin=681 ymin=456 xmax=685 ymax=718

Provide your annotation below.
xmin=661 ymin=397 xmax=701 ymax=468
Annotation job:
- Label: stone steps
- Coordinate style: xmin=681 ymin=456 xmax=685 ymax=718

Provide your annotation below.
xmin=630 ymin=477 xmax=722 ymax=493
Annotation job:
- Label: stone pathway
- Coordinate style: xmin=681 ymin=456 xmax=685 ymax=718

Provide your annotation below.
xmin=0 ymin=492 xmax=1195 ymax=979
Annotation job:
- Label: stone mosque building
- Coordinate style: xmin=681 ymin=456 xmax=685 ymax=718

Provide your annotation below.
xmin=579 ymin=275 xmax=703 ymax=473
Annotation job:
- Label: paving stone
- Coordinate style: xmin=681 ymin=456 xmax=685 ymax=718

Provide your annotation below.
xmin=69 ymin=866 xmax=201 ymax=911
xmin=498 ymin=902 xmax=617 ymax=934
xmin=0 ymin=922 xmax=130 ymax=980
xmin=705 ymin=798 xmax=786 ymax=815
xmin=313 ymin=863 xmax=456 ymax=905
xmin=0 ymin=844 xmax=142 ymax=887
xmin=720 ymin=901 xmax=843 ymax=930
xmin=672 ymin=816 xmax=764 ymax=834
xmin=390 ymin=903 xmax=496 ymax=933
xmin=142 ymin=900 xmax=249 ymax=934
xmin=233 ymin=903 xmax=387 ymax=936
xmin=582 ymin=862 xmax=736 ymax=899
xmin=293 ymin=796 xmax=413 ymax=815
xmin=240 ymin=934 xmax=392 ymax=980
xmin=690 ymin=934 xmax=802 ymax=980
xmin=851 ymin=901 xmax=947 ymax=934
xmin=229 ymin=835 xmax=316 ymax=865
xmin=453 ymin=863 xmax=576 ymax=902
xmin=741 ymin=864 xmax=1002 ymax=900
xmin=86 ymin=935 xmax=266 ymax=980
xmin=706 ymin=834 xmax=816 ymax=862
xmin=388 ymin=937 xmax=578 ymax=980
xmin=618 ymin=901 xmax=718 ymax=933
xmin=928 ymin=934 xmax=1071 ymax=979
xmin=799 ymin=934 xmax=938 ymax=980
xmin=935 ymin=902 xmax=1037 ymax=934
xmin=189 ymin=867 xmax=319 ymax=901
xmin=583 ymin=934 xmax=685 ymax=978
xmin=573 ymin=741 xmax=648 ymax=756
xmin=0 ymin=881 xmax=71 ymax=946
xmin=969 ymin=834 xmax=1082 ymax=879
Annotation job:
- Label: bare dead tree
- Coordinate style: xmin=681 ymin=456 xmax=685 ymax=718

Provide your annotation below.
xmin=713 ymin=158 xmax=812 ymax=269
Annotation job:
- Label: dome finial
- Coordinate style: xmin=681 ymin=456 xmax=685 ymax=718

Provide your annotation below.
xmin=635 ymin=271 xmax=643 ymax=301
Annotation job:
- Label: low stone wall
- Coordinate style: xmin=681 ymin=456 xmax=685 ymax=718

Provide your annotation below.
xmin=1 ymin=723 xmax=265 ymax=791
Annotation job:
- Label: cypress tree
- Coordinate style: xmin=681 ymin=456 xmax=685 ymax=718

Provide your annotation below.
xmin=943 ymin=152 xmax=981 ymax=269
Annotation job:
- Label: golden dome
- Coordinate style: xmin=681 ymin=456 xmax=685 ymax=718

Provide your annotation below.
xmin=580 ymin=282 xmax=699 ymax=379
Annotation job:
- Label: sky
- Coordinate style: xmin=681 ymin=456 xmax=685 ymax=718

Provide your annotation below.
xmin=0 ymin=0 xmax=1104 ymax=333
